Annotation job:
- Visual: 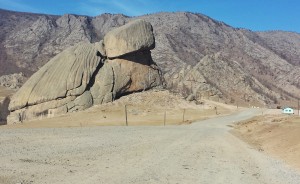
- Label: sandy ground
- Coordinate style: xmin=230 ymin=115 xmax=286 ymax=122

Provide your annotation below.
xmin=233 ymin=110 xmax=300 ymax=172
xmin=1 ymin=109 xmax=300 ymax=184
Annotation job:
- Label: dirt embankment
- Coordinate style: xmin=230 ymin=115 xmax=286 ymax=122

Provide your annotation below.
xmin=233 ymin=112 xmax=300 ymax=171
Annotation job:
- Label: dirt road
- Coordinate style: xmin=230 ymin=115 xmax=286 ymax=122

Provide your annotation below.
xmin=1 ymin=109 xmax=300 ymax=184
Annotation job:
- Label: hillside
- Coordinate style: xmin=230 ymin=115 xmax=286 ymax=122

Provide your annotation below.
xmin=0 ymin=9 xmax=300 ymax=107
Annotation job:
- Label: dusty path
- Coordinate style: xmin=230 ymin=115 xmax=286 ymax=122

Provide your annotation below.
xmin=1 ymin=109 xmax=300 ymax=184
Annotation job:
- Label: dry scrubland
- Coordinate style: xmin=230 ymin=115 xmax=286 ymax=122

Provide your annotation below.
xmin=233 ymin=110 xmax=300 ymax=171
xmin=3 ymin=90 xmax=236 ymax=128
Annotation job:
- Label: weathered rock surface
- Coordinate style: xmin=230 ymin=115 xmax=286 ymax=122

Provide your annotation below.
xmin=9 ymin=42 xmax=100 ymax=111
xmin=7 ymin=19 xmax=162 ymax=124
xmin=104 ymin=19 xmax=155 ymax=58
xmin=91 ymin=50 xmax=161 ymax=104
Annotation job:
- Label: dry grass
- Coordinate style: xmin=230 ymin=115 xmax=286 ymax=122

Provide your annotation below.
xmin=4 ymin=103 xmax=232 ymax=128
xmin=233 ymin=113 xmax=300 ymax=171
xmin=2 ymin=90 xmax=236 ymax=128
xmin=0 ymin=86 xmax=15 ymax=99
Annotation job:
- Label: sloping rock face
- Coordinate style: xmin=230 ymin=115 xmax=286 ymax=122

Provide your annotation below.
xmin=9 ymin=43 xmax=100 ymax=111
xmin=7 ymin=19 xmax=162 ymax=124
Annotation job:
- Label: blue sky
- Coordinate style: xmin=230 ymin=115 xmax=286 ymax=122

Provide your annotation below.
xmin=0 ymin=0 xmax=299 ymax=33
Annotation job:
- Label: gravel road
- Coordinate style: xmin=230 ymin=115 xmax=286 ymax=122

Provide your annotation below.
xmin=1 ymin=109 xmax=300 ymax=184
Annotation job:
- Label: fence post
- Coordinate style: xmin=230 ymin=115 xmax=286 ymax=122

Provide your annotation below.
xmin=125 ymin=105 xmax=128 ymax=126
xmin=182 ymin=109 xmax=186 ymax=123
xmin=298 ymin=99 xmax=300 ymax=116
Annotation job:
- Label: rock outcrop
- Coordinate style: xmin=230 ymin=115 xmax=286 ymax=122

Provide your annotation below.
xmin=7 ymin=19 xmax=162 ymax=124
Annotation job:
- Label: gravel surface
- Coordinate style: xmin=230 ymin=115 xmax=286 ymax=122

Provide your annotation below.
xmin=1 ymin=109 xmax=300 ymax=184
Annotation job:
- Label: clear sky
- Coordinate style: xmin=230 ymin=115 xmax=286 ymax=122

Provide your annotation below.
xmin=0 ymin=0 xmax=299 ymax=33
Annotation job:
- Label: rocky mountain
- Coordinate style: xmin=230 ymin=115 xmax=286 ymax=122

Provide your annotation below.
xmin=0 ymin=9 xmax=300 ymax=107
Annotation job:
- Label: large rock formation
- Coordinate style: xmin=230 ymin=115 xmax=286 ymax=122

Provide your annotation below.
xmin=7 ymin=19 xmax=162 ymax=124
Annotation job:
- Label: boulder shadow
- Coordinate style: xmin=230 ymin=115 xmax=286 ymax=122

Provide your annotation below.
xmin=0 ymin=96 xmax=10 ymax=125
xmin=111 ymin=50 xmax=156 ymax=66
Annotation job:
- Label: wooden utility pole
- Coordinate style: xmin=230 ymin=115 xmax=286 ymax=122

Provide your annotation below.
xmin=298 ymin=99 xmax=300 ymax=116
xmin=125 ymin=105 xmax=128 ymax=126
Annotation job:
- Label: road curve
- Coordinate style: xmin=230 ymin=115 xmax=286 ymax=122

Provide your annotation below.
xmin=0 ymin=109 xmax=300 ymax=184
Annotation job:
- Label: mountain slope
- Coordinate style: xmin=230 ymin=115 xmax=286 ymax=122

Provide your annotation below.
xmin=0 ymin=9 xmax=299 ymax=107
xmin=140 ymin=12 xmax=300 ymax=105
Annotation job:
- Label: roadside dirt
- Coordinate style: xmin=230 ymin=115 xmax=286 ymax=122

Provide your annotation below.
xmin=233 ymin=111 xmax=300 ymax=171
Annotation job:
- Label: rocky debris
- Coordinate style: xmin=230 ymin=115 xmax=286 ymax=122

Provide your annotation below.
xmin=186 ymin=94 xmax=196 ymax=102
xmin=7 ymin=19 xmax=162 ymax=124
xmin=0 ymin=73 xmax=26 ymax=89
xmin=165 ymin=54 xmax=279 ymax=105
xmin=93 ymin=89 xmax=208 ymax=111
